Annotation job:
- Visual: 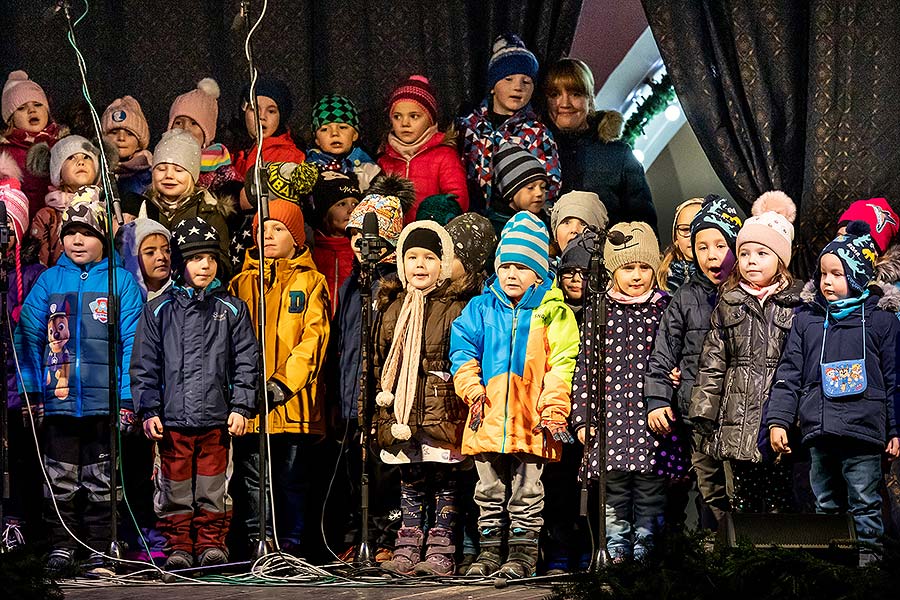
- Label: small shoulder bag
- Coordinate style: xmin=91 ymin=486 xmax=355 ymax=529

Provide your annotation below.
xmin=820 ymin=304 xmax=867 ymax=398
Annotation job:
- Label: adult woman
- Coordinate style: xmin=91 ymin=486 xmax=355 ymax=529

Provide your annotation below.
xmin=543 ymin=59 xmax=657 ymax=231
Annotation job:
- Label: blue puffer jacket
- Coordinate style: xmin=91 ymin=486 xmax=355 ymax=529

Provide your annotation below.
xmin=767 ymin=289 xmax=900 ymax=448
xmin=15 ymin=253 xmax=143 ymax=415
xmin=131 ymin=280 xmax=259 ymax=428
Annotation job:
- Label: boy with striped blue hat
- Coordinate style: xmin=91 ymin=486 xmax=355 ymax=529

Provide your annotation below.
xmin=450 ymin=211 xmax=579 ymax=578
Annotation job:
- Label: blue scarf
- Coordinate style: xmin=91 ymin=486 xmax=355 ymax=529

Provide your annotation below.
xmin=305 ymin=146 xmax=374 ymax=174
xmin=826 ymin=290 xmax=870 ymax=322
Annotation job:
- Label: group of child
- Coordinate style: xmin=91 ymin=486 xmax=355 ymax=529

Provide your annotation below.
xmin=0 ymin=29 xmax=899 ymax=581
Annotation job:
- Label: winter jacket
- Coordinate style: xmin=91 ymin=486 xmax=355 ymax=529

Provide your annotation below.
xmin=457 ymin=99 xmax=561 ymax=214
xmin=5 ymin=237 xmax=45 ymax=410
xmin=116 ymin=150 xmax=153 ymax=199
xmin=664 ymin=258 xmax=696 ymax=294
xmin=232 ymin=131 xmax=307 ymax=180
xmin=377 ymin=130 xmax=469 ymax=221
xmin=0 ymin=123 xmax=62 ymax=220
xmin=767 ymin=287 xmax=900 ymax=449
xmin=450 ymin=276 xmax=579 ymax=461
xmin=130 ymin=280 xmax=258 ymax=428
xmin=644 ymin=270 xmax=719 ymax=419
xmin=30 ymin=204 xmax=64 ymax=266
xmin=571 ymin=290 xmax=689 ymax=478
xmin=15 ymin=253 xmax=143 ymax=416
xmin=551 ymin=112 xmax=656 ymax=231
xmin=690 ymin=283 xmax=804 ymax=462
xmin=311 ymin=231 xmax=355 ymax=317
xmin=229 ymin=248 xmax=330 ymax=436
xmin=305 ymin=146 xmax=382 ymax=191
xmin=372 ymin=275 xmax=475 ymax=450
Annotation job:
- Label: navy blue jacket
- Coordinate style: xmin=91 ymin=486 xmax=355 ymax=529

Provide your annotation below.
xmin=767 ymin=292 xmax=900 ymax=448
xmin=130 ymin=280 xmax=259 ymax=428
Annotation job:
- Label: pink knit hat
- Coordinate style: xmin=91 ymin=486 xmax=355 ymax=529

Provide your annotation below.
xmin=102 ymin=96 xmax=150 ymax=150
xmin=388 ymin=75 xmax=438 ymax=124
xmin=166 ymin=78 xmax=220 ymax=147
xmin=2 ymin=70 xmax=49 ymax=123
xmin=736 ymin=210 xmax=794 ymax=266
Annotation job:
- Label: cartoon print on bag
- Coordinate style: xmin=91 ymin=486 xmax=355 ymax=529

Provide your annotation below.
xmin=46 ymin=302 xmax=72 ymax=400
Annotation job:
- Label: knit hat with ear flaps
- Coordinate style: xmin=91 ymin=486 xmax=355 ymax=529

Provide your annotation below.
xmin=445 ymin=212 xmax=496 ymax=274
xmin=819 ymin=220 xmax=878 ymax=294
xmin=736 ymin=210 xmax=795 ymax=267
xmin=2 ymin=70 xmax=48 ymax=123
xmin=153 ymin=128 xmax=201 ymax=182
xmin=604 ymin=221 xmax=660 ymax=274
xmin=690 ymin=193 xmax=745 ymax=252
xmin=395 ymin=220 xmax=455 ymax=287
xmin=50 ymin=135 xmax=100 ymax=187
xmin=494 ymin=210 xmax=550 ymax=282
xmin=838 ymin=197 xmax=899 ymax=254
xmin=550 ymin=190 xmax=609 ymax=235
xmin=167 ymin=78 xmax=220 ymax=147
xmin=487 ymin=33 xmax=539 ymax=90
xmin=346 ymin=174 xmax=416 ymax=247
xmin=101 ymin=96 xmax=151 ymax=150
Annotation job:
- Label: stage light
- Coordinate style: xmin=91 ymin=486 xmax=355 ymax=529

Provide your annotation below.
xmin=633 ymin=149 xmax=645 ymax=163
xmin=665 ymin=104 xmax=681 ymax=121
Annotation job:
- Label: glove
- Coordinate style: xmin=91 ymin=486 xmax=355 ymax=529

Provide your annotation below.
xmin=22 ymin=400 xmax=44 ymax=429
xmin=469 ymin=394 xmax=488 ymax=432
xmin=265 ymin=380 xmax=288 ymax=407
xmin=692 ymin=417 xmax=716 ymax=437
xmin=532 ymin=419 xmax=575 ymax=444
xmin=119 ymin=408 xmax=138 ymax=434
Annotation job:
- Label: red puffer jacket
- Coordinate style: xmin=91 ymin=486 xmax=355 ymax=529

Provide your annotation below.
xmin=233 ymin=130 xmax=306 ymax=180
xmin=377 ymin=131 xmax=469 ymax=222
xmin=311 ymin=231 xmax=355 ymax=317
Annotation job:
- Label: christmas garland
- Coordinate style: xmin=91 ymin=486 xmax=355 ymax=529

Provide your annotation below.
xmin=622 ymin=73 xmax=675 ymax=147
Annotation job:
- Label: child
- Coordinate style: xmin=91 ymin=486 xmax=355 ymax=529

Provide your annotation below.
xmin=415 ymin=194 xmax=462 ymax=226
xmin=1 ymin=71 xmax=61 ymax=216
xmin=167 ymin=78 xmax=243 ymax=200
xmin=309 ymin=170 xmax=360 ymax=315
xmin=373 ymin=220 xmax=474 ymax=576
xmin=102 ymin=96 xmax=152 ymax=198
xmin=306 ymin=94 xmax=380 ymax=190
xmin=144 ymin=128 xmax=234 ymax=274
xmin=571 ymin=222 xmax=685 ymax=562
xmin=15 ymin=197 xmax=143 ymax=572
xmin=30 ymin=135 xmax=101 ymax=266
xmin=768 ymin=221 xmax=900 ymax=556
xmin=549 ymin=190 xmax=608 ymax=253
xmin=0 ymin=172 xmax=45 ymax=549
xmin=644 ymin=194 xmax=743 ymax=530
xmin=657 ymin=197 xmax=702 ymax=292
xmin=229 ymin=199 xmax=330 ymax=556
xmin=837 ymin=197 xmax=899 ymax=255
xmin=118 ymin=217 xmax=172 ymax=300
xmin=232 ymin=77 xmax=306 ymax=179
xmin=131 ymin=217 xmax=258 ymax=571
xmin=450 ymin=211 xmax=579 ymax=578
xmin=377 ymin=75 xmax=469 ymax=221
xmin=486 ymin=143 xmax=550 ymax=238
xmin=690 ymin=211 xmax=801 ymax=514
xmin=457 ymin=34 xmax=560 ymax=214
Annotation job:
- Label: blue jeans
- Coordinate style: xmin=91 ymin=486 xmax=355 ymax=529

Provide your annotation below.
xmin=808 ymin=439 xmax=883 ymax=547
xmin=605 ymin=471 xmax=666 ymax=559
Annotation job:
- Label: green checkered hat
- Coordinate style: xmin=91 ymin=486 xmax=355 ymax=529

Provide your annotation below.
xmin=312 ymin=94 xmax=359 ymax=131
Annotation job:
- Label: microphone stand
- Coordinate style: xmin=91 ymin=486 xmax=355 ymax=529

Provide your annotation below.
xmin=0 ymin=215 xmax=9 ymax=547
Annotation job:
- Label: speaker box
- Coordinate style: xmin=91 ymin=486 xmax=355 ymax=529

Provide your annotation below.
xmin=722 ymin=513 xmax=858 ymax=564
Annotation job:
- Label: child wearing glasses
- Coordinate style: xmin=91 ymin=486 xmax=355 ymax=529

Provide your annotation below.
xmin=657 ymin=198 xmax=702 ymax=293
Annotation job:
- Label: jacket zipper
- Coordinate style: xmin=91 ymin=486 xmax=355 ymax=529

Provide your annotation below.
xmin=74 ymin=270 xmax=85 ymax=416
xmin=502 ymin=309 xmax=518 ymax=453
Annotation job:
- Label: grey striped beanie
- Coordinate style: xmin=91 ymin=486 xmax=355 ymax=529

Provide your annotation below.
xmin=493 ymin=142 xmax=547 ymax=203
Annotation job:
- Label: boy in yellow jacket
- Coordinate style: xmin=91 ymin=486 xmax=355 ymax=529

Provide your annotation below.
xmin=229 ymin=199 xmax=330 ymax=555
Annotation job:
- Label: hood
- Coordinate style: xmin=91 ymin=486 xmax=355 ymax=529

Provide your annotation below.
xmin=800 ymin=279 xmax=892 ymax=312
xmin=393 ymin=220 xmax=455 ymax=288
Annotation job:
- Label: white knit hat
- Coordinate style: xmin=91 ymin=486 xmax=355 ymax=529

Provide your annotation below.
xmin=736 ymin=210 xmax=794 ymax=266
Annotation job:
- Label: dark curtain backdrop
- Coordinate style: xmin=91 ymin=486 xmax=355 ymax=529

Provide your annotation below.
xmin=0 ymin=0 xmax=582 ymax=150
xmin=643 ymin=0 xmax=900 ymax=276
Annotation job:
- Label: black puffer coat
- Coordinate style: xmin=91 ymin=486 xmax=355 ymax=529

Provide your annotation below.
xmin=690 ymin=283 xmax=803 ymax=462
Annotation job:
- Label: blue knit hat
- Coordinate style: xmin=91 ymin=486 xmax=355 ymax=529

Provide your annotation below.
xmin=819 ymin=221 xmax=878 ymax=294
xmin=487 ymin=33 xmax=539 ymax=90
xmin=494 ymin=211 xmax=550 ymax=281
xmin=690 ymin=193 xmax=745 ymax=251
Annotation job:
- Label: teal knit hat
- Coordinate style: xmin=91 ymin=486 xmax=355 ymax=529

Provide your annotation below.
xmin=494 ymin=211 xmax=550 ymax=281
xmin=312 ymin=94 xmax=360 ymax=131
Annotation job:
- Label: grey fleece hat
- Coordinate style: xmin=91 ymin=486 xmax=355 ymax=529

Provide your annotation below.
xmin=550 ymin=190 xmax=609 ymax=234
xmin=152 ymin=128 xmax=201 ymax=182
xmin=50 ymin=135 xmax=100 ymax=187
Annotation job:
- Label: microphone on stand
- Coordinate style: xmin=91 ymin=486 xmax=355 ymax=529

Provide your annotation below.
xmin=42 ymin=0 xmax=66 ymax=23
xmin=0 ymin=203 xmax=9 ymax=249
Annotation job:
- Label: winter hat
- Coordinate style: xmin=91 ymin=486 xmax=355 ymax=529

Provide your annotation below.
xmin=167 ymin=78 xmax=220 ymax=147
xmin=494 ymin=211 xmax=550 ymax=282
xmin=241 ymin=76 xmax=292 ymax=126
xmin=559 ymin=231 xmax=596 ymax=272
xmin=256 ymin=161 xmax=319 ymax=203
xmin=60 ymin=191 xmax=107 ymax=242
xmin=2 ymin=70 xmax=48 ymax=123
xmin=736 ymin=211 xmax=794 ymax=266
xmin=171 ymin=216 xmax=221 ymax=268
xmin=312 ymin=94 xmax=359 ymax=131
xmin=101 ymin=96 xmax=150 ymax=150
xmin=388 ymin=75 xmax=438 ymax=124
xmin=415 ymin=193 xmax=462 ymax=226
xmin=690 ymin=193 xmax=745 ymax=251
xmin=311 ymin=169 xmax=361 ymax=225
xmin=550 ymin=190 xmax=609 ymax=234
xmin=819 ymin=221 xmax=878 ymax=294
xmin=346 ymin=175 xmax=416 ymax=247
xmin=837 ymin=197 xmax=899 ymax=254
xmin=751 ymin=190 xmax=797 ymax=223
xmin=604 ymin=221 xmax=660 ymax=274
xmin=152 ymin=128 xmax=201 ymax=182
xmin=117 ymin=218 xmax=171 ymax=297
xmin=487 ymin=33 xmax=539 ymax=90
xmin=445 ymin=212 xmax=497 ymax=274
xmin=252 ymin=199 xmax=306 ymax=248
xmin=0 ymin=153 xmax=27 ymax=241
xmin=396 ymin=221 xmax=455 ymax=286
xmin=493 ymin=142 xmax=547 ymax=203
xmin=49 ymin=135 xmax=100 ymax=187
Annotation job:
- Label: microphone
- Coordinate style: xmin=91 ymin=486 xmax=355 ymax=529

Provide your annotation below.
xmin=0 ymin=202 xmax=8 ymax=249
xmin=359 ymin=212 xmax=387 ymax=264
xmin=43 ymin=0 xmax=65 ymax=23
xmin=362 ymin=211 xmax=380 ymax=240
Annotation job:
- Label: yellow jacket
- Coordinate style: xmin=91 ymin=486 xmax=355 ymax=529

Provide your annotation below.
xmin=229 ymin=248 xmax=330 ymax=435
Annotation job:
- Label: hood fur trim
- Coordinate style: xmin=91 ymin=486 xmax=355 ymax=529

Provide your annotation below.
xmin=876 ymin=243 xmax=900 ymax=284
xmin=800 ymin=279 xmax=817 ymax=303
xmin=394 ymin=220 xmax=455 ymax=287
xmin=26 ymin=142 xmax=50 ymax=178
xmin=877 ymin=282 xmax=900 ymax=312
xmin=596 ymin=110 xmax=624 ymax=143
xmin=0 ymin=152 xmax=23 ymax=181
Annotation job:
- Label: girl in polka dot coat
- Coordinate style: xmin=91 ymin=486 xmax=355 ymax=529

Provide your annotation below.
xmin=570 ymin=222 xmax=687 ymax=561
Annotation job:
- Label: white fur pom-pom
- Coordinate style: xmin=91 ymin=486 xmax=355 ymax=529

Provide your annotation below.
xmin=391 ymin=423 xmax=412 ymax=441
xmin=197 ymin=77 xmax=220 ymax=99
xmin=375 ymin=391 xmax=394 ymax=408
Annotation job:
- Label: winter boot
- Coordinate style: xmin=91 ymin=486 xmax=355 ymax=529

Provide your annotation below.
xmin=380 ymin=527 xmax=423 ymax=575
xmin=498 ymin=528 xmax=538 ymax=578
xmin=414 ymin=526 xmax=456 ymax=576
xmin=163 ymin=549 xmax=193 ymax=571
xmin=465 ymin=527 xmax=503 ymax=577
xmin=46 ymin=547 xmax=76 ymax=576
xmin=198 ymin=546 xmax=229 ymax=567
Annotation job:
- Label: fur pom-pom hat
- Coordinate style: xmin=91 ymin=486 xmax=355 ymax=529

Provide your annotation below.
xmin=752 ymin=191 xmax=796 ymax=223
xmin=167 ymin=77 xmax=220 ymax=147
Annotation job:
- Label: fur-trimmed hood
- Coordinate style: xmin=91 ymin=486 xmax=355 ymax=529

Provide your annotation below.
xmin=376 ymin=271 xmax=479 ymax=311
xmin=592 ymin=110 xmax=625 ymax=143
xmin=799 ymin=279 xmax=897 ymax=312
xmin=146 ymin=186 xmax=236 ymax=220
xmin=876 ymin=243 xmax=900 ymax=284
